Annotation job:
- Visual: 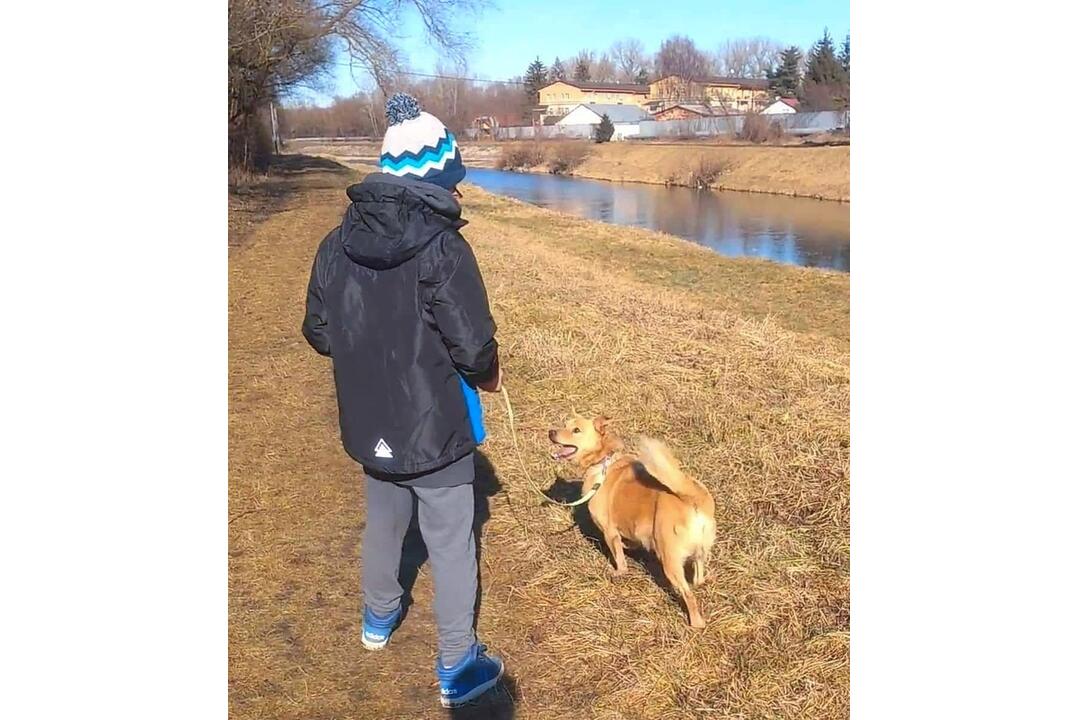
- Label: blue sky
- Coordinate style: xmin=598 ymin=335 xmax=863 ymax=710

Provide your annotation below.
xmin=296 ymin=0 xmax=849 ymax=105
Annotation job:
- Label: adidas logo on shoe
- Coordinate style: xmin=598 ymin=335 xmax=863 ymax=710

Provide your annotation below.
xmin=361 ymin=606 xmax=401 ymax=651
xmin=436 ymin=643 xmax=504 ymax=708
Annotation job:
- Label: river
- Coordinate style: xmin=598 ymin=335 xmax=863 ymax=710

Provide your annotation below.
xmin=464 ymin=168 xmax=850 ymax=272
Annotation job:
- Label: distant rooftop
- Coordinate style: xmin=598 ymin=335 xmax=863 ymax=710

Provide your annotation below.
xmin=654 ymin=103 xmax=715 ymax=116
xmin=562 ymin=103 xmax=651 ymax=123
xmin=653 ymin=75 xmax=770 ymax=90
xmin=542 ymin=79 xmax=650 ymax=94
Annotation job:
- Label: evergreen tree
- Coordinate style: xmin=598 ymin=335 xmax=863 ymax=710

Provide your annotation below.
xmin=549 ymin=57 xmax=567 ymax=82
xmin=802 ymin=28 xmax=848 ymax=109
xmin=635 ymin=67 xmax=649 ymax=84
xmin=840 ymin=34 xmax=850 ymax=75
xmin=767 ymin=46 xmax=802 ymax=97
xmin=573 ymin=57 xmax=591 ymax=82
xmin=594 ymin=113 xmax=615 ymax=143
xmin=805 ymin=28 xmax=844 ymax=85
xmin=524 ymin=56 xmax=548 ymax=104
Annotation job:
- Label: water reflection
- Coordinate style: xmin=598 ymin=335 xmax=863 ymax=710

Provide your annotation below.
xmin=465 ymin=168 xmax=850 ymax=272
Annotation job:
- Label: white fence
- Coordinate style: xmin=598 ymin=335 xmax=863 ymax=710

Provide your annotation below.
xmin=464 ymin=110 xmax=848 ymax=142
xmin=637 ymin=110 xmax=848 ymax=138
xmin=467 ymin=123 xmax=594 ymax=141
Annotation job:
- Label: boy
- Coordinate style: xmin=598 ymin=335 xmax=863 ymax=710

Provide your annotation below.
xmin=302 ymin=93 xmax=504 ymax=708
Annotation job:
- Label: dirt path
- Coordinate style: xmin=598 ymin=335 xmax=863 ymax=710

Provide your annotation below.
xmin=229 ymin=157 xmax=849 ymax=720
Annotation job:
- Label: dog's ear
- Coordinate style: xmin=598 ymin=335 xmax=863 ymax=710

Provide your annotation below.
xmin=593 ymin=415 xmax=611 ymax=434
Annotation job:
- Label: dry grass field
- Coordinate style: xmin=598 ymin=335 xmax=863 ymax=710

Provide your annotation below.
xmin=569 ymin=142 xmax=850 ymax=201
xmin=229 ymin=155 xmax=849 ymax=719
xmin=477 ymin=141 xmax=850 ymax=201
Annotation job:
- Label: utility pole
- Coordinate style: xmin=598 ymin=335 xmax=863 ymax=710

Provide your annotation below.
xmin=269 ymin=102 xmax=280 ymax=155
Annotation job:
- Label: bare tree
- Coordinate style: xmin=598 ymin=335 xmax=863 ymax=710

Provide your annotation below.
xmin=713 ymin=37 xmax=782 ymax=78
xmin=611 ymin=38 xmax=648 ymax=83
xmin=572 ymin=49 xmax=595 ymax=82
xmin=592 ymin=53 xmax=617 ymax=83
xmin=477 ymin=78 xmax=530 ymax=125
xmin=363 ymin=90 xmax=385 ymax=136
xmin=228 ymin=0 xmax=478 ymax=170
xmin=419 ymin=60 xmax=471 ymax=131
xmin=279 ymin=72 xmax=537 ymax=140
xmin=279 ymin=91 xmax=385 ymax=138
xmin=656 ymin=35 xmax=710 ymax=82
xmin=655 ymin=35 xmax=710 ymax=100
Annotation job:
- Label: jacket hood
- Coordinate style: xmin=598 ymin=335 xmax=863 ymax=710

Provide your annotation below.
xmin=339 ymin=173 xmax=466 ymax=269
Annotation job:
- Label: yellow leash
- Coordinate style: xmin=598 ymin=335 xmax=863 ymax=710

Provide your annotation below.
xmin=499 ymin=386 xmax=605 ymax=508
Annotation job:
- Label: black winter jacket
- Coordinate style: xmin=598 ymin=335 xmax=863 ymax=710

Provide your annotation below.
xmin=302 ymin=173 xmax=498 ymax=476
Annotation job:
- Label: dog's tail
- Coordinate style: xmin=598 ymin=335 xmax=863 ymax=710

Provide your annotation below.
xmin=637 ymin=437 xmax=715 ymax=519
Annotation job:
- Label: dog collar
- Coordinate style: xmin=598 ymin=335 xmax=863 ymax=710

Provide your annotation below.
xmin=542 ymin=454 xmax=616 ymax=508
xmin=593 ymin=454 xmax=615 ymax=482
xmin=582 ymin=454 xmax=617 ymax=493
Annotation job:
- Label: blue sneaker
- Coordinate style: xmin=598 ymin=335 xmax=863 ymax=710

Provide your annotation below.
xmin=436 ymin=642 xmax=505 ymax=708
xmin=361 ymin=606 xmax=401 ymax=651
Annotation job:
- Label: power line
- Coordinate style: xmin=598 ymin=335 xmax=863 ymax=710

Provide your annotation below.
xmin=395 ymin=69 xmax=524 ymax=85
xmin=335 ymin=63 xmax=524 ymax=86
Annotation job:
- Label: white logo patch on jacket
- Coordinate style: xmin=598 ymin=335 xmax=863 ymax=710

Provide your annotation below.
xmin=374 ymin=438 xmax=393 ymax=458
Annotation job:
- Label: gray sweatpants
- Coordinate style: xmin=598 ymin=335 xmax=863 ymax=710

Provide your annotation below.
xmin=362 ymin=455 xmax=477 ymax=666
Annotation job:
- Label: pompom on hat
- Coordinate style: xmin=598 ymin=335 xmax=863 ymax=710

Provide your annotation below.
xmin=379 ymin=93 xmax=466 ymax=191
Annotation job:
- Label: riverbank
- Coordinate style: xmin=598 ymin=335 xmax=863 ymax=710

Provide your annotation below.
xmin=285 ymin=138 xmax=850 ymax=201
xmin=465 ymin=167 xmax=850 ymax=271
xmin=466 ymin=140 xmax=850 ymax=201
xmin=229 ymin=155 xmax=849 ymax=720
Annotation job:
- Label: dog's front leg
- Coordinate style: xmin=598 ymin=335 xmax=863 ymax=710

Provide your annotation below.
xmin=603 ymin=529 xmax=628 ymax=577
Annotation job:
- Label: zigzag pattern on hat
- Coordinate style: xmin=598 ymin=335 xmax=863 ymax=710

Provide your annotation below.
xmin=379 ymin=98 xmax=466 ymax=189
xmin=379 ymin=129 xmax=460 ymax=176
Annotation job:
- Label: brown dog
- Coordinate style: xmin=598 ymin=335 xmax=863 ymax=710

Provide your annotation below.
xmin=549 ymin=414 xmax=716 ymax=627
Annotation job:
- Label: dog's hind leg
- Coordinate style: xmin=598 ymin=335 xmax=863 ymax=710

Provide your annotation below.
xmin=661 ymin=546 xmax=706 ymax=628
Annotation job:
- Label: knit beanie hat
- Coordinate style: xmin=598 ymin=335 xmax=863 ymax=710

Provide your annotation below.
xmin=379 ymin=93 xmax=466 ymax=191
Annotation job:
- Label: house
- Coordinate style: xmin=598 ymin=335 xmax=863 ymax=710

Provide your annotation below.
xmin=556 ymin=103 xmax=650 ymax=125
xmin=538 ymin=80 xmax=650 ymax=118
xmin=471 ymin=112 xmax=528 ymax=138
xmin=651 ymin=103 xmax=716 ymax=121
xmin=647 ymin=75 xmax=770 ymax=113
xmin=556 ymin=103 xmax=650 ymax=140
xmin=761 ymin=97 xmax=800 ymax=115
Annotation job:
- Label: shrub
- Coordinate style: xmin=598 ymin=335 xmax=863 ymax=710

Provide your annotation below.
xmin=738 ymin=113 xmax=785 ymax=143
xmin=663 ymin=156 xmax=731 ymax=189
xmin=593 ymin=114 xmax=615 ymax=143
xmin=228 ymin=164 xmax=269 ymax=190
xmin=229 ymin=110 xmax=276 ymax=173
xmin=496 ymin=142 xmax=545 ymax=170
xmin=688 ymin=157 xmax=727 ymax=188
xmin=546 ymin=141 xmax=590 ymax=174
